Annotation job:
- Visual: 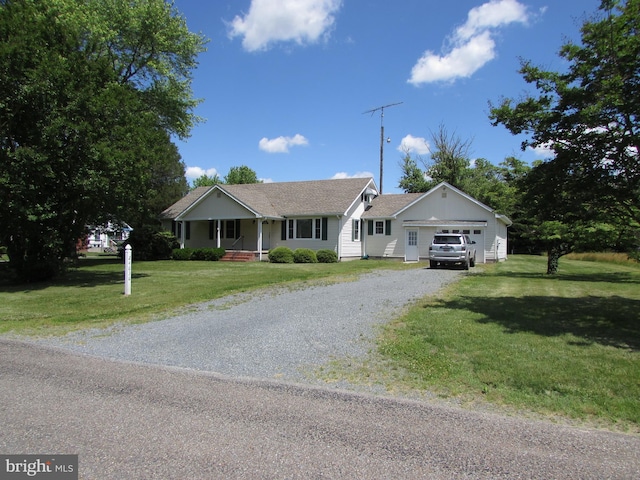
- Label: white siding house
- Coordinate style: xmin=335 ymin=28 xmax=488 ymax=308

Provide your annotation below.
xmin=159 ymin=179 xmax=511 ymax=263
xmin=159 ymin=178 xmax=378 ymax=261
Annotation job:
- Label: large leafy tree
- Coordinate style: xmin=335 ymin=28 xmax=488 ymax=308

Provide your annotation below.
xmin=426 ymin=124 xmax=473 ymax=190
xmin=397 ymin=127 xmax=528 ymax=218
xmin=398 ymin=152 xmax=431 ymax=193
xmin=0 ymin=0 xmax=206 ymax=281
xmin=489 ymin=0 xmax=640 ymax=271
xmin=192 ymin=173 xmax=222 ymax=189
xmin=224 ymin=165 xmax=262 ymax=185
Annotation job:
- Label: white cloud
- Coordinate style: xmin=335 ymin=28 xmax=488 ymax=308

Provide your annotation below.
xmin=186 ymin=166 xmax=218 ymax=180
xmin=228 ymin=0 xmax=342 ymax=52
xmin=259 ymin=134 xmax=309 ymax=153
xmin=331 ymin=171 xmax=374 ymax=179
xmin=398 ymin=134 xmax=431 ymax=155
xmin=528 ymin=141 xmax=556 ymax=159
xmin=408 ymin=0 xmax=529 ymax=85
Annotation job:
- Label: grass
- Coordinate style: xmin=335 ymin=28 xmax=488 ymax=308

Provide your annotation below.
xmin=365 ymin=255 xmax=640 ymax=433
xmin=2 ymin=252 xmax=639 ymax=433
xmin=0 ymin=254 xmax=418 ymax=335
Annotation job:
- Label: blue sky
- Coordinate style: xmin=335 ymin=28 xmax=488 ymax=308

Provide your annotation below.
xmin=172 ymin=0 xmax=601 ymax=193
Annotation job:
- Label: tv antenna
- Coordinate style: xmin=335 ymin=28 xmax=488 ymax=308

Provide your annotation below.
xmin=363 ymin=102 xmax=402 ymax=194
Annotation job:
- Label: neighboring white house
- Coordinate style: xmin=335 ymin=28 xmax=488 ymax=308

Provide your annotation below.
xmin=159 ymin=178 xmax=511 ymax=263
xmin=86 ymin=221 xmax=132 ymax=250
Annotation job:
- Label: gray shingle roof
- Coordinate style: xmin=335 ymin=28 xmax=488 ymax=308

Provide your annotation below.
xmin=160 ymin=178 xmax=375 ymax=219
xmin=361 ymin=193 xmax=424 ymax=218
xmin=158 ymin=186 xmax=212 ymax=220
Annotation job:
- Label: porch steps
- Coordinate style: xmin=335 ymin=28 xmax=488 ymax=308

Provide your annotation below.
xmin=220 ymin=251 xmax=256 ymax=262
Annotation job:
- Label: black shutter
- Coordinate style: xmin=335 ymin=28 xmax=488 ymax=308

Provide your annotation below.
xmin=185 ymin=221 xmax=191 ymax=240
xmin=172 ymin=221 xmax=176 ymax=236
xmin=236 ymin=219 xmax=241 ymax=238
xmin=281 ymin=220 xmax=286 ymax=240
xmin=385 ymin=220 xmax=391 ymax=236
xmin=322 ymin=217 xmax=328 ymax=241
xmin=209 ymin=221 xmax=214 ymax=240
xmin=368 ymin=220 xmax=373 ymax=236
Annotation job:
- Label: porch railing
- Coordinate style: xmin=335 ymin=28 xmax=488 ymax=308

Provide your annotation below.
xmin=231 ymin=235 xmax=244 ymax=250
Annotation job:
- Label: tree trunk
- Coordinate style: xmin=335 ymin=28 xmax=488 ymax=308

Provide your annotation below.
xmin=547 ymin=248 xmax=560 ymax=275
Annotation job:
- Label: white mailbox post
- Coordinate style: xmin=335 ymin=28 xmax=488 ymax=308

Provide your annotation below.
xmin=124 ymin=244 xmax=132 ymax=296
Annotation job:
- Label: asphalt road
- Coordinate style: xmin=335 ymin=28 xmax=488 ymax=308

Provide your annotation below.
xmin=1 ymin=340 xmax=638 ymax=479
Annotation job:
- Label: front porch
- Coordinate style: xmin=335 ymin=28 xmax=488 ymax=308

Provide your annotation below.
xmin=171 ymin=218 xmax=279 ymax=262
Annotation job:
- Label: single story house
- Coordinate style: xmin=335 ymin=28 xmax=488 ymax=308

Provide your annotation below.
xmin=159 ymin=178 xmax=511 ymax=263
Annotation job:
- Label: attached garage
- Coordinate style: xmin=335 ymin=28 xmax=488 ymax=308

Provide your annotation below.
xmin=362 ymin=182 xmax=511 ymax=263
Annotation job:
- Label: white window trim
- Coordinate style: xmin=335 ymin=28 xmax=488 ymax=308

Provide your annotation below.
xmin=287 ymin=218 xmax=324 ymax=240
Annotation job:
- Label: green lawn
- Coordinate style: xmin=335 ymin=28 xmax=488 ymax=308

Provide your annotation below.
xmin=371 ymin=255 xmax=640 ymax=433
xmin=0 ymin=255 xmax=417 ymax=335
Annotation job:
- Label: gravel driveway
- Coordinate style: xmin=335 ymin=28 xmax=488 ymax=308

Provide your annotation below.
xmin=31 ymin=267 xmax=462 ymax=384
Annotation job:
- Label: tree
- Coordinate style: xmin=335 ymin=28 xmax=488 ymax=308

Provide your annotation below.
xmin=192 ymin=174 xmax=222 ymax=188
xmin=489 ymin=0 xmax=640 ymax=272
xmin=398 ymin=152 xmax=431 ymax=193
xmin=426 ymin=124 xmax=473 ymax=190
xmin=224 ymin=165 xmax=262 ymax=185
xmin=0 ymin=0 xmax=206 ymax=281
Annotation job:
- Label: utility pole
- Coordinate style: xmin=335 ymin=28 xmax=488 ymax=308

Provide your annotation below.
xmin=363 ymin=102 xmax=402 ymax=194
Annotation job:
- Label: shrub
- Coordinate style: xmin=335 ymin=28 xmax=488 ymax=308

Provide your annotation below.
xmin=123 ymin=226 xmax=179 ymax=261
xmin=172 ymin=247 xmax=225 ymax=261
xmin=172 ymin=248 xmax=194 ymax=261
xmin=192 ymin=248 xmax=225 ymax=261
xmin=191 ymin=248 xmax=207 ymax=261
xmin=204 ymin=247 xmax=226 ymax=261
xmin=269 ymin=246 xmax=294 ymax=263
xmin=316 ymin=249 xmax=338 ymax=263
xmin=293 ymin=248 xmax=318 ymax=263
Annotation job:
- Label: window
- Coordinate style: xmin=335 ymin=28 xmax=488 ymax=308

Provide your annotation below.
xmin=368 ymin=219 xmax=391 ymax=236
xmin=353 ymin=219 xmax=360 ymax=241
xmin=408 ymin=230 xmax=417 ymax=246
xmin=297 ymin=219 xmax=313 ymax=238
xmin=474 ymin=229 xmax=481 ymax=235
xmin=284 ymin=218 xmax=325 ymax=239
xmin=225 ymin=220 xmax=235 ymax=239
xmin=434 ymin=235 xmax=462 ymax=244
xmin=463 ymin=229 xmax=470 ymax=234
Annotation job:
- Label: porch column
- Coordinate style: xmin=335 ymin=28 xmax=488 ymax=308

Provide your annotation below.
xmin=216 ymin=219 xmax=221 ymax=248
xmin=336 ymin=215 xmax=342 ymax=260
xmin=257 ymin=218 xmax=263 ymax=261
xmin=361 ymin=219 xmax=366 ymax=258
xmin=180 ymin=221 xmax=186 ymax=248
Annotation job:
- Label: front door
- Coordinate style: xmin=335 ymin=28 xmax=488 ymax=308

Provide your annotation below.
xmin=405 ymin=229 xmax=419 ymax=262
